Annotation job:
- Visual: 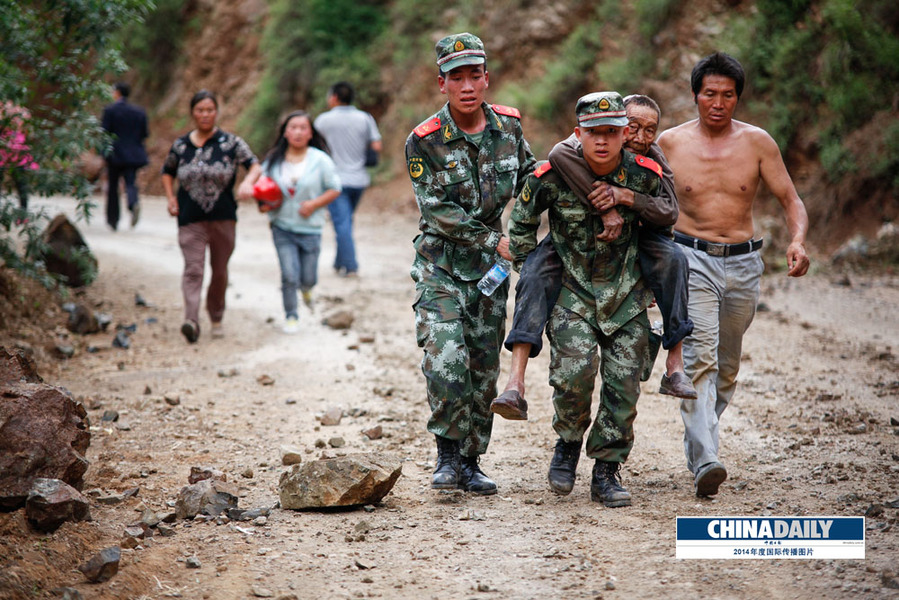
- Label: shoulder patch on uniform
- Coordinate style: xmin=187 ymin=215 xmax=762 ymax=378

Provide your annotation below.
xmin=634 ymin=154 xmax=663 ymax=178
xmin=491 ymin=104 xmax=521 ymax=119
xmin=534 ymin=161 xmax=553 ymax=178
xmin=414 ymin=117 xmax=441 ymax=138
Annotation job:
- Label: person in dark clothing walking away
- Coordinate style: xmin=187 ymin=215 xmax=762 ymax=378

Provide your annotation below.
xmin=102 ymin=81 xmax=149 ymax=230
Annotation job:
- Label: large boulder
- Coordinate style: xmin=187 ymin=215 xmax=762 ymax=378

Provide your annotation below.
xmin=0 ymin=348 xmax=90 ymax=510
xmin=278 ymin=453 xmax=402 ymax=510
xmin=41 ymin=214 xmax=97 ymax=287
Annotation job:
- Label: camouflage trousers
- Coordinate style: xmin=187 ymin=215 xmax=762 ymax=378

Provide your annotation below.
xmin=547 ymin=304 xmax=649 ymax=463
xmin=411 ymin=255 xmax=508 ymax=457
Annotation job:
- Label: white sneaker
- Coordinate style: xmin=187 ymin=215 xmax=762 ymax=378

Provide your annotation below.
xmin=283 ymin=317 xmax=299 ymax=334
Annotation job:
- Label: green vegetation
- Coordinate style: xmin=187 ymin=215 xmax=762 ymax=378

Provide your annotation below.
xmin=240 ymin=0 xmax=389 ymax=152
xmin=744 ymin=0 xmax=899 ymax=186
xmin=0 ymin=0 xmax=152 ymax=286
xmin=505 ymin=10 xmax=605 ymax=123
xmin=116 ymin=0 xmax=196 ymax=100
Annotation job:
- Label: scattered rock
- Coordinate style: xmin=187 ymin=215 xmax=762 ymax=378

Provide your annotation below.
xmin=361 ymin=425 xmax=383 ymax=440
xmin=241 ymin=467 xmax=254 ymax=479
xmin=96 ymin=493 xmax=125 ymax=505
xmin=140 ymin=508 xmax=161 ymax=527
xmin=186 ymin=556 xmax=201 ymax=569
xmin=278 ymin=453 xmax=402 ymax=509
xmin=322 ymin=309 xmax=354 ymax=330
xmin=25 ymin=478 xmax=91 ymax=532
xmin=52 ymin=342 xmax=75 ymax=359
xmin=78 ymin=546 xmax=120 ymax=583
xmin=329 ymin=437 xmax=346 ymax=449
xmin=188 ymin=466 xmax=227 ymax=484
xmin=257 ymin=374 xmax=275 ymax=386
xmin=112 ymin=331 xmax=131 ymax=349
xmin=228 ymin=506 xmax=272 ymax=521
xmin=66 ymin=304 xmax=100 ymax=335
xmin=280 ymin=445 xmax=304 ymax=466
xmin=101 ymin=409 xmax=119 ymax=422
xmin=51 ymin=587 xmax=83 ymax=599
xmin=124 ymin=523 xmax=152 ymax=539
xmin=321 ymin=407 xmax=343 ymax=426
xmin=175 ymin=479 xmax=239 ymax=519
xmin=164 ymin=393 xmax=181 ymax=406
xmin=218 ymin=368 xmax=239 ymax=378
xmin=251 ymin=586 xmax=274 ymax=598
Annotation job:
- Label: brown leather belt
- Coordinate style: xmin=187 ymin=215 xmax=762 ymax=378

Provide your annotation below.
xmin=674 ymin=232 xmax=763 ymax=257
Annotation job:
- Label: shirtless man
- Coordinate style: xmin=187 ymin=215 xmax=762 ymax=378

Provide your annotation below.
xmin=658 ymin=52 xmax=810 ymax=497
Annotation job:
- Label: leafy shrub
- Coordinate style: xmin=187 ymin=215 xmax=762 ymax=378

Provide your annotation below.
xmin=0 ymin=0 xmax=152 ymax=286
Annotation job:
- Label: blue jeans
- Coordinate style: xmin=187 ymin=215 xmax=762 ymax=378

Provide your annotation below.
xmin=505 ymin=227 xmax=693 ymax=356
xmin=271 ymin=225 xmax=321 ymax=319
xmin=328 ymin=186 xmax=365 ymax=273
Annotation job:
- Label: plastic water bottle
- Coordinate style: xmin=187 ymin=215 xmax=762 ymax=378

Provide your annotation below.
xmin=477 ymin=258 xmax=511 ymax=296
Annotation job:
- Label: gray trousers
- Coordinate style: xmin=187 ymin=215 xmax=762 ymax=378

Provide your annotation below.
xmin=680 ymin=245 xmax=764 ymax=474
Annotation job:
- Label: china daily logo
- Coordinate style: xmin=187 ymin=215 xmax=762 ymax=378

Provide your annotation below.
xmin=676 ymin=516 xmax=865 ymax=559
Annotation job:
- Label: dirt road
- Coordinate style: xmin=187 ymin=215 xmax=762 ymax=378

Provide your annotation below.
xmin=3 ymin=192 xmax=899 ymax=599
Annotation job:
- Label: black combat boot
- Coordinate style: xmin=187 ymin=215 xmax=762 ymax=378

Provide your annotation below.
xmin=590 ymin=460 xmax=632 ymax=507
xmin=547 ymin=438 xmax=581 ymax=495
xmin=458 ymin=455 xmax=497 ymax=495
xmin=432 ymin=435 xmax=460 ymax=489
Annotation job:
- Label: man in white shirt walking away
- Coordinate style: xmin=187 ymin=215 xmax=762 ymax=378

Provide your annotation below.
xmin=314 ymin=82 xmax=382 ymax=277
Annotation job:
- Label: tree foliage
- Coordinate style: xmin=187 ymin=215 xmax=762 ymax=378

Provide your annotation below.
xmin=241 ymin=0 xmax=389 ymax=152
xmin=0 ymin=0 xmax=152 ymax=285
xmin=744 ymin=0 xmax=899 ymax=185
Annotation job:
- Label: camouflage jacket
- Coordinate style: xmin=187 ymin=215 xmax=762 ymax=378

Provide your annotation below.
xmin=405 ymin=102 xmax=536 ymax=281
xmin=509 ymin=151 xmax=661 ymax=335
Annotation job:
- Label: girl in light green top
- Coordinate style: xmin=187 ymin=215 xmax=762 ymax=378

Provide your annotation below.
xmin=251 ymin=110 xmax=341 ymax=333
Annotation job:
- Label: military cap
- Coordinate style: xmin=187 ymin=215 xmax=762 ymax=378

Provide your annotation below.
xmin=435 ymin=32 xmax=486 ymax=73
xmin=576 ymin=91 xmax=628 ymax=127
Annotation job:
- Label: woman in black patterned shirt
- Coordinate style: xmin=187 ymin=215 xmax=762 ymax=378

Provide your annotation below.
xmin=161 ymin=90 xmax=261 ymax=343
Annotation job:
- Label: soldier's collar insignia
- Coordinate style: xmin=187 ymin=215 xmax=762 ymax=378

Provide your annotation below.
xmin=444 ymin=124 xmax=452 ymax=141
xmin=616 ymin=167 xmax=627 ymax=183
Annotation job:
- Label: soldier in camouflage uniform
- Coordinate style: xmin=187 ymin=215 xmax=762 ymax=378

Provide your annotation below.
xmin=508 ymin=92 xmax=661 ymax=507
xmin=405 ymin=33 xmax=536 ymax=495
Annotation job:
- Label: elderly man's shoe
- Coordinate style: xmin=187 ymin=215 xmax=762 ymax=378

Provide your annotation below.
xmin=490 ymin=389 xmax=528 ymax=420
xmin=659 ymin=371 xmax=698 ymax=399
